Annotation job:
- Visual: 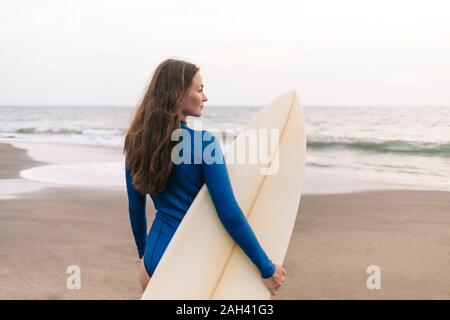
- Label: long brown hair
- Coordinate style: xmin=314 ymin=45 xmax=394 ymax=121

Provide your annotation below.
xmin=123 ymin=58 xmax=199 ymax=195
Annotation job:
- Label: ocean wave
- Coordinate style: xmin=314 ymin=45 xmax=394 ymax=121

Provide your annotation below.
xmin=307 ymin=139 xmax=450 ymax=157
xmin=306 ymin=162 xmax=334 ymax=168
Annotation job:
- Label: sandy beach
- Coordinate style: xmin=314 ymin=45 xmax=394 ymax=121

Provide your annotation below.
xmin=0 ymin=142 xmax=449 ymax=300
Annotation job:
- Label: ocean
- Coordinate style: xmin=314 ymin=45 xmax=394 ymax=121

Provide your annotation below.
xmin=1 ymin=105 xmax=449 ymax=192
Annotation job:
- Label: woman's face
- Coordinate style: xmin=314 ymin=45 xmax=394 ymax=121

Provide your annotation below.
xmin=181 ymin=72 xmax=208 ymax=118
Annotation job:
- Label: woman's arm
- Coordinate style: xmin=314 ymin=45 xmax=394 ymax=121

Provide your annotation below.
xmin=125 ymin=163 xmax=147 ymax=259
xmin=201 ymin=131 xmax=276 ymax=279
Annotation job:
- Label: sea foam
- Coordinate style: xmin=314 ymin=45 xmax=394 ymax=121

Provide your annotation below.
xmin=20 ymin=161 xmax=125 ymax=187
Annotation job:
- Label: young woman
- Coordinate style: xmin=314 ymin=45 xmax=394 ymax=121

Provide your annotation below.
xmin=123 ymin=58 xmax=285 ymax=296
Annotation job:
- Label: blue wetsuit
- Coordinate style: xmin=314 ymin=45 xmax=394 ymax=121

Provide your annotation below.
xmin=125 ymin=121 xmax=275 ymax=279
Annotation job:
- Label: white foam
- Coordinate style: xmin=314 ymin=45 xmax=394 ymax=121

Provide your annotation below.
xmin=0 ymin=179 xmax=52 ymax=200
xmin=19 ymin=161 xmax=126 ymax=187
xmin=0 ymin=140 xmax=127 ymax=200
xmin=1 ymin=140 xmax=124 ymax=165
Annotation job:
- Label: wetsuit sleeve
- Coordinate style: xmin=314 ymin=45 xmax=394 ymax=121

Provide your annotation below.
xmin=125 ymin=163 xmax=147 ymax=259
xmin=201 ymin=131 xmax=276 ymax=279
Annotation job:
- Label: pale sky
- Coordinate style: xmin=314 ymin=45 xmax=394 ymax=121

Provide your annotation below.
xmin=1 ymin=0 xmax=449 ymax=106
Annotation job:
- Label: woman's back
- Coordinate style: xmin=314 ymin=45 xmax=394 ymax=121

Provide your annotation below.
xmin=126 ymin=121 xmax=276 ymax=279
xmin=148 ymin=121 xmax=206 ymax=224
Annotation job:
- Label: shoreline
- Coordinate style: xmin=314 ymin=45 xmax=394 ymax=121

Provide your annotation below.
xmin=1 ymin=141 xmax=449 ymax=299
xmin=0 ymin=140 xmax=125 ymax=166
xmin=0 ymin=142 xmax=49 ymax=179
xmin=2 ymin=140 xmax=449 ymax=195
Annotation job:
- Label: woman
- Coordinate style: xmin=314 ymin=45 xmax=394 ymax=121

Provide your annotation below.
xmin=123 ymin=58 xmax=285 ymax=296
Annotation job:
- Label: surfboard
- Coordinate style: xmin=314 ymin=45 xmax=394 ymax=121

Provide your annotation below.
xmin=141 ymin=90 xmax=306 ymax=299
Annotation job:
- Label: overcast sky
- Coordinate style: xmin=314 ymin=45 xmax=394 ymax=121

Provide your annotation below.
xmin=1 ymin=0 xmax=449 ymax=107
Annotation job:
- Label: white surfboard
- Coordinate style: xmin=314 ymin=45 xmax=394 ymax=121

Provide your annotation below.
xmin=141 ymin=90 xmax=306 ymax=300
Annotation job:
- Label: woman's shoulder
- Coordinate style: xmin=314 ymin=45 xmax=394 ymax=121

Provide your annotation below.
xmin=201 ymin=129 xmax=218 ymax=141
xmin=180 ymin=124 xmax=218 ymax=144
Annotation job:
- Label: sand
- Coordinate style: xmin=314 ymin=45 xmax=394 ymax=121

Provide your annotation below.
xmin=0 ymin=142 xmax=449 ymax=299
xmin=0 ymin=143 xmax=48 ymax=179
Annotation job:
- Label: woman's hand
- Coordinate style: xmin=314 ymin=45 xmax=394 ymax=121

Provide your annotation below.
xmin=262 ymin=263 xmax=286 ymax=296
